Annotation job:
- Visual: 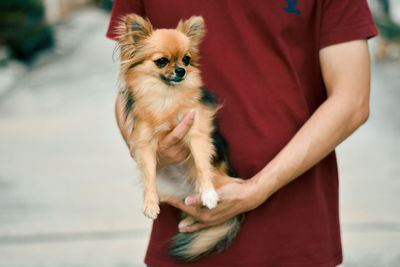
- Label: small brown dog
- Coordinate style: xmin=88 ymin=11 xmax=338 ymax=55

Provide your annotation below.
xmin=116 ymin=14 xmax=243 ymax=261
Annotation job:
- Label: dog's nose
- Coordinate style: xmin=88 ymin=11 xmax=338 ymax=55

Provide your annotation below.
xmin=174 ymin=68 xmax=186 ymax=78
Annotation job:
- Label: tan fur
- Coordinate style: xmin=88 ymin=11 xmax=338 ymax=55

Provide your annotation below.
xmin=117 ymin=14 xmax=223 ymax=219
xmin=185 ymin=219 xmax=237 ymax=258
xmin=117 ymin=14 xmax=243 ymax=259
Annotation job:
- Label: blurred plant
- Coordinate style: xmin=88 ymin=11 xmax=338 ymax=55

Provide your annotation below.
xmin=376 ymin=17 xmax=400 ymax=42
xmin=378 ymin=0 xmax=390 ymax=17
xmin=374 ymin=0 xmax=400 ymax=59
xmin=375 ymin=0 xmax=400 ymax=41
xmin=0 ymin=0 xmax=54 ymax=62
xmin=98 ymin=0 xmax=113 ymax=11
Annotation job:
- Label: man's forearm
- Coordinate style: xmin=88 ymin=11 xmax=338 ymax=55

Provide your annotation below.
xmin=248 ymin=40 xmax=371 ymax=208
xmin=251 ymin=92 xmax=369 ymax=206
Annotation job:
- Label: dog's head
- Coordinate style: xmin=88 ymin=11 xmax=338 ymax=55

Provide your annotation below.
xmin=117 ymin=14 xmax=205 ymax=85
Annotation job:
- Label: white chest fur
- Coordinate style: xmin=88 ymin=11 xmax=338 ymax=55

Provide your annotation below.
xmin=156 ymin=161 xmax=195 ymax=201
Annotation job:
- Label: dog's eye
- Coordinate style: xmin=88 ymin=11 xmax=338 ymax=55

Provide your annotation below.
xmin=154 ymin=57 xmax=169 ymax=67
xmin=182 ymin=55 xmax=191 ymax=66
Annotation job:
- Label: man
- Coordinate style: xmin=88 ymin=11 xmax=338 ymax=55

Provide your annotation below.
xmin=107 ymin=1 xmax=378 ymax=266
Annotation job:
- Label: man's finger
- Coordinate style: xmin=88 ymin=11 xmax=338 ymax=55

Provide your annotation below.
xmin=180 ymin=222 xmax=207 ymax=233
xmin=163 ymin=198 xmax=183 ymax=209
xmin=184 ymin=193 xmax=202 ymax=207
xmin=162 ymin=110 xmax=195 ymax=146
xmin=165 ymin=198 xmax=200 ymax=217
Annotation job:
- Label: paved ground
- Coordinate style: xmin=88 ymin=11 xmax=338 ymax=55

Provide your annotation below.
xmin=0 ymin=7 xmax=399 ymax=267
xmin=338 ymin=57 xmax=400 ymax=266
xmin=0 ymin=8 xmax=150 ymax=267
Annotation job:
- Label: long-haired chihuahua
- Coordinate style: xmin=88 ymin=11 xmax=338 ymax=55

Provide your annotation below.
xmin=116 ymin=14 xmax=243 ymax=261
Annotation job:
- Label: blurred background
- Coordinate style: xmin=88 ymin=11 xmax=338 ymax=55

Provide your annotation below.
xmin=0 ymin=0 xmax=399 ymax=266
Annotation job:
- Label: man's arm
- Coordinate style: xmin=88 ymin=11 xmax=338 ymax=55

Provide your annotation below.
xmin=168 ymin=39 xmax=371 ymax=232
xmin=249 ymin=39 xmax=370 ymax=206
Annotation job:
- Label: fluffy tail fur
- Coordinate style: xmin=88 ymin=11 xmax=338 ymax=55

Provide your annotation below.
xmin=170 ymin=216 xmax=242 ymax=261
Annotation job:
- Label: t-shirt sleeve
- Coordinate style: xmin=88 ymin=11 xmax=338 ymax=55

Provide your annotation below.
xmin=319 ymin=0 xmax=378 ymax=49
xmin=106 ymin=0 xmax=145 ymax=40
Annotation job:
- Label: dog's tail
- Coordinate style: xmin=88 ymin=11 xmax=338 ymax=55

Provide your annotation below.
xmin=169 ymin=215 xmax=242 ymax=261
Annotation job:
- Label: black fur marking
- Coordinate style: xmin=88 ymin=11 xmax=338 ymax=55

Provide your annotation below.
xmin=169 ymin=232 xmax=196 ymax=260
xmin=129 ymin=61 xmax=143 ymax=69
xmin=160 ymin=74 xmax=171 ymax=85
xmin=128 ymin=61 xmax=143 ymax=69
xmin=211 ymin=129 xmax=237 ymax=177
xmin=129 ymin=20 xmax=151 ymax=42
xmin=200 ymin=87 xmax=236 ymax=176
xmin=169 ymin=216 xmax=243 ymax=261
xmin=187 ymin=22 xmax=202 ymax=37
xmin=200 ymin=86 xmax=217 ymax=106
xmin=130 ymin=20 xmax=145 ymax=33
xmin=190 ymin=22 xmax=201 ymax=31
xmin=124 ymin=90 xmax=135 ymax=120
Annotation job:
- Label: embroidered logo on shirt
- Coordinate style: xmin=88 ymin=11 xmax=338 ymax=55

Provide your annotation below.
xmin=283 ymin=0 xmax=301 ymax=14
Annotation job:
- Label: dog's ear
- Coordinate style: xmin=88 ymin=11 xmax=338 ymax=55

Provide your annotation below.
xmin=117 ymin=14 xmax=153 ymax=74
xmin=177 ymin=16 xmax=205 ymax=47
xmin=120 ymin=14 xmax=153 ymax=43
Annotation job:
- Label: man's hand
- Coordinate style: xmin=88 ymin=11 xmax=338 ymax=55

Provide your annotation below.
xmin=115 ymin=93 xmax=195 ymax=165
xmin=165 ymin=179 xmax=263 ymax=232
xmin=157 ymin=110 xmax=195 ymax=166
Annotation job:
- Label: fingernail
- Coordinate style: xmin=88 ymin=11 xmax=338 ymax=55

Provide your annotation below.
xmin=179 ymin=227 xmax=187 ymax=233
xmin=184 ymin=195 xmax=196 ymax=206
xmin=189 ymin=109 xmax=195 ymax=120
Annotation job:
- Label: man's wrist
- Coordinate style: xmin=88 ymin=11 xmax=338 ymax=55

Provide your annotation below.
xmin=246 ymin=165 xmax=280 ymax=209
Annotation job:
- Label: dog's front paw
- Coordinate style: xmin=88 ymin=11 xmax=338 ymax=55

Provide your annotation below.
xmin=143 ymin=197 xmax=160 ymax=219
xmin=201 ymin=189 xmax=219 ymax=209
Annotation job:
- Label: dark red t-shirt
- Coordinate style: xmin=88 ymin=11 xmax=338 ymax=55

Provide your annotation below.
xmin=107 ymin=1 xmax=377 ymax=266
